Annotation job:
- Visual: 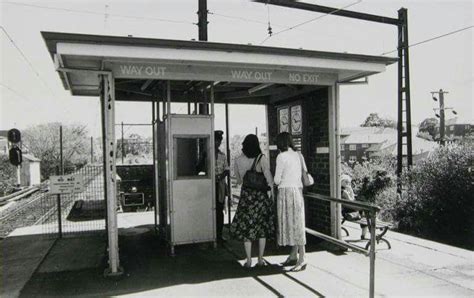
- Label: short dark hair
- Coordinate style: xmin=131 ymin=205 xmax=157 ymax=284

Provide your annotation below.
xmin=276 ymin=132 xmax=296 ymax=152
xmin=215 ymin=130 xmax=224 ymax=142
xmin=242 ymin=134 xmax=262 ymax=158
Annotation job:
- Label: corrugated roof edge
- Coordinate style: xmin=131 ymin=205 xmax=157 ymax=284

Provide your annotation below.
xmin=41 ymin=31 xmax=398 ymax=65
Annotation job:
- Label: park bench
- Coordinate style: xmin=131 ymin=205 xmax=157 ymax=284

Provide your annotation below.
xmin=341 ymin=216 xmax=393 ymax=250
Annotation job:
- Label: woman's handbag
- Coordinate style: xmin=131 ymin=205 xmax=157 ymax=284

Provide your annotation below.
xmin=298 ymin=153 xmax=314 ymax=187
xmin=242 ymin=154 xmax=270 ymax=191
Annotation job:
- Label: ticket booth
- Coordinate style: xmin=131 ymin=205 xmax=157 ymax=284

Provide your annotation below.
xmin=158 ymin=114 xmax=215 ymax=254
xmin=42 ymin=31 xmax=397 ymax=275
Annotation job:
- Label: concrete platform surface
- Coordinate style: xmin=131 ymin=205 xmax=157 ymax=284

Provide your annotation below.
xmin=1 ymin=235 xmax=55 ymax=298
xmin=8 ymin=223 xmax=472 ymax=297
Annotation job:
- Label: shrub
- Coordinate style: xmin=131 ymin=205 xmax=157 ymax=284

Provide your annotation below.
xmin=342 ymin=154 xmax=398 ymax=222
xmin=0 ymin=155 xmax=17 ymax=196
xmin=395 ymin=143 xmax=474 ymax=249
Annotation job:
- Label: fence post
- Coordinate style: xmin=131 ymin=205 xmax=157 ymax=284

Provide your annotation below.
xmin=369 ymin=211 xmax=377 ymax=298
xmin=56 ymin=165 xmax=63 ymax=238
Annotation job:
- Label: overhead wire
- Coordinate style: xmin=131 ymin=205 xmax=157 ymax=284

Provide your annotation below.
xmin=381 ymin=25 xmax=473 ymax=55
xmin=3 ymin=1 xmax=195 ymax=25
xmin=260 ymin=0 xmax=363 ymax=44
xmin=0 ymin=26 xmax=55 ymax=95
xmin=0 ymin=82 xmax=30 ymax=101
xmin=208 ymin=11 xmax=269 ymax=26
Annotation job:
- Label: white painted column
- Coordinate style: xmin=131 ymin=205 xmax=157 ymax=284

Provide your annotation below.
xmin=210 ymin=86 xmax=216 ymax=242
xmin=102 ymin=73 xmax=121 ymax=276
xmin=328 ymin=84 xmax=342 ymax=239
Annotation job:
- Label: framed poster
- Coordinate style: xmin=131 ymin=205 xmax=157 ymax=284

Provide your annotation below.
xmin=291 ymin=105 xmax=302 ymax=135
xmin=278 ymin=107 xmax=289 ymax=133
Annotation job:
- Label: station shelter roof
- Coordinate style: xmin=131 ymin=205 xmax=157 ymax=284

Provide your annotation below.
xmin=42 ymin=32 xmax=397 ymax=104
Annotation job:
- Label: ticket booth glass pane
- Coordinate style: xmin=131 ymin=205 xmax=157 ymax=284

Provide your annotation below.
xmin=175 ymin=137 xmax=209 ymax=178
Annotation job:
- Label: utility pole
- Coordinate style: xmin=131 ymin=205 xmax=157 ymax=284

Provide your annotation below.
xmin=91 ymin=136 xmax=94 ymax=164
xmin=60 ymin=125 xmax=64 ymax=175
xmin=198 ymin=0 xmax=208 ymax=41
xmin=198 ymin=0 xmax=209 ymax=114
xmin=121 ymin=122 xmax=125 ymax=164
xmin=439 ymin=90 xmax=446 ymax=146
xmin=431 ymin=89 xmax=455 ymax=146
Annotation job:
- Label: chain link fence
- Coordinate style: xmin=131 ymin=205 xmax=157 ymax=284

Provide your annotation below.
xmin=39 ymin=165 xmax=105 ymax=237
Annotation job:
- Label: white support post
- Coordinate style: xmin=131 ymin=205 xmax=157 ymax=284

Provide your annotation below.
xmin=210 ymin=86 xmax=216 ymax=243
xmin=328 ymin=84 xmax=342 ymax=239
xmin=335 ymin=84 xmax=342 ymax=238
xmin=102 ymin=73 xmax=122 ymax=276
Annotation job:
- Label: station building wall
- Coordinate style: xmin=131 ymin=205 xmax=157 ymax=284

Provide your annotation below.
xmin=267 ymin=87 xmax=331 ymax=236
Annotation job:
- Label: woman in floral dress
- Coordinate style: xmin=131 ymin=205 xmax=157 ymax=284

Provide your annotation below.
xmin=230 ymin=134 xmax=275 ymax=268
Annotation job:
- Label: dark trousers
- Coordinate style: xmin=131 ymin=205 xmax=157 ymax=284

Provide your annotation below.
xmin=216 ymin=198 xmax=225 ymax=240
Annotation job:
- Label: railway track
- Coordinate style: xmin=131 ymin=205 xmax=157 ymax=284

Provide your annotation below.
xmin=0 ymin=191 xmax=55 ymax=238
xmin=0 ymin=167 xmax=104 ymax=239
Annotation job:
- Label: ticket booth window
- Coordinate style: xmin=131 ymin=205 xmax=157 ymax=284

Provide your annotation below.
xmin=174 ymin=137 xmax=210 ymax=178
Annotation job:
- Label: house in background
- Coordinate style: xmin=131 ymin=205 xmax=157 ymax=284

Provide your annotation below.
xmin=0 ymin=130 xmax=9 ymax=155
xmin=0 ymin=130 xmax=42 ymax=186
xmin=20 ymin=154 xmax=41 ymax=186
xmin=341 ymin=127 xmax=438 ymax=165
xmin=369 ymin=136 xmax=438 ymax=164
xmin=442 ymin=117 xmax=473 ymax=142
xmin=340 ymin=127 xmax=397 ymax=164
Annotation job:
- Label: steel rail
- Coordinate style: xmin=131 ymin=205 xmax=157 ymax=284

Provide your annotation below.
xmin=304 ymin=192 xmax=378 ymax=298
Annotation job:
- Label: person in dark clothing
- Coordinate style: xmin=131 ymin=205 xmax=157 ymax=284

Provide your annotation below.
xmin=214 ymin=130 xmax=229 ymax=243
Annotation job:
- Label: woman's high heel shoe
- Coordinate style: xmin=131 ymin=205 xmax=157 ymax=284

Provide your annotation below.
xmin=290 ymin=262 xmax=307 ymax=272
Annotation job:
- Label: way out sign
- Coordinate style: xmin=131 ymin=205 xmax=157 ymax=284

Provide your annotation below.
xmin=50 ymin=174 xmax=84 ymax=195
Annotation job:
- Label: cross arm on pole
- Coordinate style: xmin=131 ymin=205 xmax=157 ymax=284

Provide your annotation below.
xmin=252 ymin=0 xmax=401 ymax=26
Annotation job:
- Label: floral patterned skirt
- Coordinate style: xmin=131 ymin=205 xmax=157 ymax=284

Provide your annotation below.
xmin=277 ymin=187 xmax=306 ymax=246
xmin=230 ymin=186 xmax=275 ymax=241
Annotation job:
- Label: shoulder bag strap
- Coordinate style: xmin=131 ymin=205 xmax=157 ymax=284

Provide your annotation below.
xmin=250 ymin=154 xmax=261 ymax=171
xmin=255 ymin=154 xmax=264 ymax=172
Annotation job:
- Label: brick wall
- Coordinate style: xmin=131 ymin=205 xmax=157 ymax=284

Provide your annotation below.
xmin=267 ymin=88 xmax=331 ymax=236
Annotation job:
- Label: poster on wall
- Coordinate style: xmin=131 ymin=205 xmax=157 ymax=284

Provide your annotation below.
xmin=278 ymin=108 xmax=289 ymax=133
xmin=291 ymin=105 xmax=302 ymax=135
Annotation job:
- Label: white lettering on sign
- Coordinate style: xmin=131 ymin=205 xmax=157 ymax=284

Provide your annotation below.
xmin=289 ymin=73 xmax=319 ymax=83
xmin=50 ymin=174 xmax=85 ymax=195
xmin=289 ymin=73 xmax=301 ymax=82
xmin=119 ymin=65 xmax=166 ymax=77
xmin=303 ymin=74 xmax=319 ymax=83
xmin=230 ymin=70 xmax=272 ymax=81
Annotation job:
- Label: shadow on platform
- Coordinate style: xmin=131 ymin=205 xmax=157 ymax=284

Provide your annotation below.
xmin=20 ymin=225 xmax=328 ymax=297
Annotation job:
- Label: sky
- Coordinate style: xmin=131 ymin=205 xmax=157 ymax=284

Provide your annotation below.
xmin=0 ymin=0 xmax=472 ymax=139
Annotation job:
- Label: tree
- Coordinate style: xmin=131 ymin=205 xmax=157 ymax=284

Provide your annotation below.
xmin=23 ymin=123 xmax=90 ymax=179
xmin=0 ymin=155 xmax=16 ymax=196
xmin=229 ymin=134 xmax=244 ymax=177
xmin=417 ymin=117 xmax=439 ymax=141
xmin=361 ymin=113 xmax=397 ymax=128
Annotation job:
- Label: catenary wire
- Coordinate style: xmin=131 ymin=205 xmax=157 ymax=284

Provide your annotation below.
xmin=381 ymin=25 xmax=473 ymax=55
xmin=0 ymin=82 xmax=30 ymax=101
xmin=0 ymin=26 xmax=55 ymax=95
xmin=3 ymin=1 xmax=195 ymax=25
xmin=260 ymin=0 xmax=363 ymax=44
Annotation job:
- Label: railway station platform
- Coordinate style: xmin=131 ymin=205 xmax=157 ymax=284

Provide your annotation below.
xmin=2 ymin=215 xmax=473 ymax=297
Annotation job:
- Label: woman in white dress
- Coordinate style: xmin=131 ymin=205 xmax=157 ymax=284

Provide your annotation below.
xmin=274 ymin=132 xmax=308 ymax=271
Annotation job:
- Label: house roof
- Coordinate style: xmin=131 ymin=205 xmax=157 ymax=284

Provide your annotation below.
xmin=23 ymin=154 xmax=41 ymax=162
xmin=444 ymin=117 xmax=474 ymax=126
xmin=372 ymin=136 xmax=438 ymax=157
xmin=341 ymin=127 xmax=397 ymax=144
